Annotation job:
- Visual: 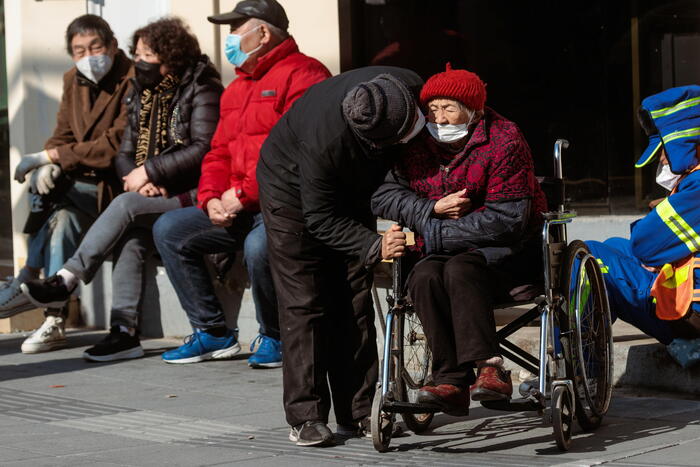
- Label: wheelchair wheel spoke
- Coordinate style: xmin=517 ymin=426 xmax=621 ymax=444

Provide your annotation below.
xmin=395 ymin=310 xmax=435 ymax=434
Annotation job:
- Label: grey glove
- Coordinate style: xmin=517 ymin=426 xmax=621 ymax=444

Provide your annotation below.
xmin=29 ymin=163 xmax=62 ymax=195
xmin=14 ymin=150 xmax=51 ymax=183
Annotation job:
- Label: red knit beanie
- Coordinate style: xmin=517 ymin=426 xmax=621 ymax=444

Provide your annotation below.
xmin=419 ymin=63 xmax=487 ymax=110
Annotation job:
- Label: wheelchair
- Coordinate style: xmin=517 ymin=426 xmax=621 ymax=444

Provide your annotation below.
xmin=371 ymin=139 xmax=614 ymax=452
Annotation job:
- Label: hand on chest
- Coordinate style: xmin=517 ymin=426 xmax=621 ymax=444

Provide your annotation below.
xmin=405 ymin=152 xmax=490 ymax=201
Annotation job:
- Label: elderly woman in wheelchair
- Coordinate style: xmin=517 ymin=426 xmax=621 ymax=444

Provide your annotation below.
xmin=372 ymin=64 xmax=548 ymax=416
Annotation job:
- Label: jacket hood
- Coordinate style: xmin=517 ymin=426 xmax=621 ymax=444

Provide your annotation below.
xmin=636 ymin=84 xmax=700 ymax=174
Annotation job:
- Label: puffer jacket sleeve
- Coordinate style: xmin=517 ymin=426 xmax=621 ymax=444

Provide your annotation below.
xmin=422 ymin=199 xmax=531 ymax=254
xmin=114 ymin=91 xmax=138 ymax=179
xmin=145 ymin=68 xmax=223 ymax=195
xmin=371 ymin=167 xmax=436 ymax=231
xmin=197 ymin=92 xmax=234 ymax=212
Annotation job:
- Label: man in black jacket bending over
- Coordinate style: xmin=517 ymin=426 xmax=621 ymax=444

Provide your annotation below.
xmin=257 ymin=66 xmax=424 ymax=446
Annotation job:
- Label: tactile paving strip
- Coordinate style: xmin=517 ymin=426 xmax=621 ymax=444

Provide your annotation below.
xmin=184 ymin=427 xmax=563 ymax=466
xmin=52 ymin=410 xmax=249 ymax=443
xmin=0 ymin=387 xmax=573 ymax=465
xmin=0 ymin=387 xmax=135 ymax=422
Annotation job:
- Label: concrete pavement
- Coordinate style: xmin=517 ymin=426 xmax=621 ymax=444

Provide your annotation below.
xmin=1 ymin=330 xmax=699 ymax=466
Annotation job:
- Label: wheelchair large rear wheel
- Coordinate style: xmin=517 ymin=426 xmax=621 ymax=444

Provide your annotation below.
xmin=396 ymin=307 xmax=434 ymax=433
xmin=560 ymin=240 xmax=614 ymax=431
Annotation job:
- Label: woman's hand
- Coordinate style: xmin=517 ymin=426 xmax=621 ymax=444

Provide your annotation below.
xmin=381 ymin=224 xmax=406 ymax=260
xmin=433 ymin=189 xmax=471 ymax=219
xmin=123 ymin=166 xmax=149 ymax=192
xmin=138 ymin=182 xmax=161 ymax=197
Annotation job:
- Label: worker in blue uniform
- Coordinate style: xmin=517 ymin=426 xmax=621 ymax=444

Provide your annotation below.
xmin=586 ymin=85 xmax=700 ymax=368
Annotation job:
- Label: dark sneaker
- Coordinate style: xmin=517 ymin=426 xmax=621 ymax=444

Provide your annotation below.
xmin=470 ymin=365 xmax=513 ymax=401
xmin=20 ymin=275 xmax=73 ymax=309
xmin=336 ymin=416 xmax=372 ymax=438
xmin=416 ymin=384 xmax=469 ymax=416
xmin=289 ymin=421 xmax=334 ymax=447
xmin=83 ymin=326 xmax=144 ymax=362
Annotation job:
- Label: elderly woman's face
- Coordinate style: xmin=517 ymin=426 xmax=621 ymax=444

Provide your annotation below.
xmin=427 ymin=98 xmax=471 ymax=125
xmin=134 ymin=38 xmax=169 ymax=76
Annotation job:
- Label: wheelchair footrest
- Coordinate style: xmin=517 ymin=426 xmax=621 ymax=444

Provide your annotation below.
xmin=383 ymin=400 xmax=442 ymax=414
xmin=480 ymin=395 xmax=544 ymax=412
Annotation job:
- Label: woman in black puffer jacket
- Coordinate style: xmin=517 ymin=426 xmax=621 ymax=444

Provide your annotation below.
xmin=21 ymin=17 xmax=223 ymax=361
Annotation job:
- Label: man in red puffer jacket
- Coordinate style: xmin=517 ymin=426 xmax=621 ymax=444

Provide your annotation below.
xmin=153 ymin=0 xmax=330 ymax=366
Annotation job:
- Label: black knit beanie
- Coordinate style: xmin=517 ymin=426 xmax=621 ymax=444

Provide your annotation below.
xmin=341 ymin=73 xmax=415 ymax=147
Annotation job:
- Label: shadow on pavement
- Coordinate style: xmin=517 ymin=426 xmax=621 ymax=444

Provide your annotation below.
xmin=388 ymin=404 xmax=688 ymax=456
xmin=0 ymin=331 xmax=106 ymax=357
xmin=0 ymin=331 xmax=181 ymax=383
xmin=0 ymin=330 xmax=255 ymax=383
xmin=0 ymin=355 xmax=125 ymax=383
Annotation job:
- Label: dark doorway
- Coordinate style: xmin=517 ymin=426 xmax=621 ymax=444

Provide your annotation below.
xmin=0 ymin=0 xmax=12 ymax=268
xmin=339 ymin=0 xmax=700 ymax=214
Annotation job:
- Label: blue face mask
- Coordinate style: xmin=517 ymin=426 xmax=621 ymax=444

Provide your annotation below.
xmin=225 ymin=25 xmax=263 ymax=67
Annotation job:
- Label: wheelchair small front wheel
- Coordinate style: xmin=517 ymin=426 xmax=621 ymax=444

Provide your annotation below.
xmin=371 ymin=385 xmax=394 ymax=452
xmin=552 ymin=385 xmax=573 ymax=451
xmin=397 ymin=309 xmax=434 ymax=433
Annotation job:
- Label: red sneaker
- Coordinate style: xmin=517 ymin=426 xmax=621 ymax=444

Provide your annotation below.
xmin=416 ymin=384 xmax=469 ymax=416
xmin=470 ymin=365 xmax=513 ymax=401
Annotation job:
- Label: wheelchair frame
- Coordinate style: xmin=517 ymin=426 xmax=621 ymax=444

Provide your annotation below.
xmin=371 ymin=139 xmax=614 ymax=452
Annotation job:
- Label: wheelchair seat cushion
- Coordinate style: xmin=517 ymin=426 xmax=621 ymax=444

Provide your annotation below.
xmin=508 ymin=283 xmax=543 ymax=302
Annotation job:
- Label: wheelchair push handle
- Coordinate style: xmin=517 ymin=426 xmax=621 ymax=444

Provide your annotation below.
xmin=553 ymin=139 xmax=569 ymax=213
xmin=553 ymin=139 xmax=569 ymax=181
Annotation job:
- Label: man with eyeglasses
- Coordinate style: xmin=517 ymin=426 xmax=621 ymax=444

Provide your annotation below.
xmin=1 ymin=14 xmax=133 ymax=354
xmin=586 ymin=85 xmax=700 ymax=369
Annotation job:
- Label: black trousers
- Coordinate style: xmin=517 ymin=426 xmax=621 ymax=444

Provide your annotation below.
xmin=260 ymin=191 xmax=378 ymax=427
xmin=407 ymin=251 xmax=535 ymax=387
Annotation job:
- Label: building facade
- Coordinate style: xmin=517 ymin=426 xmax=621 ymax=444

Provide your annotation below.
xmin=0 ymin=0 xmax=699 ymax=331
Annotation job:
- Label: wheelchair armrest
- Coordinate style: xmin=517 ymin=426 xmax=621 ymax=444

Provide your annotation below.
xmin=542 ymin=210 xmax=577 ymax=222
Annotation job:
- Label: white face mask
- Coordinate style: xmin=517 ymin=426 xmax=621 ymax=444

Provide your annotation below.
xmin=656 ymin=162 xmax=682 ymax=191
xmin=75 ymin=54 xmax=113 ymax=84
xmin=426 ymin=122 xmax=468 ymax=143
xmin=399 ymin=109 xmax=426 ymax=144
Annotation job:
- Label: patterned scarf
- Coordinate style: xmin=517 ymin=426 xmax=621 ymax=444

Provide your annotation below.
xmin=134 ymin=74 xmax=180 ymax=167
